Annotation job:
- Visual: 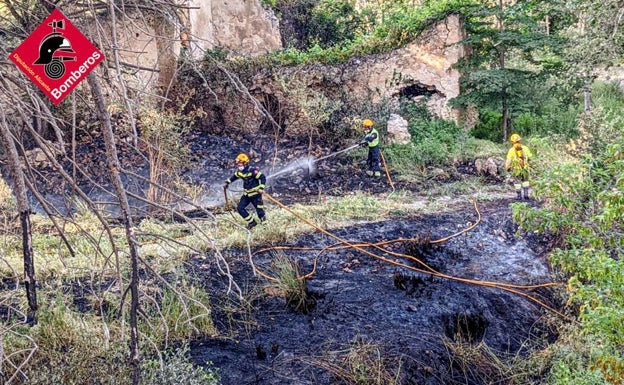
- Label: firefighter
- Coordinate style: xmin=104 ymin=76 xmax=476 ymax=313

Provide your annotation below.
xmin=505 ymin=133 xmax=533 ymax=200
xmin=360 ymin=118 xmax=381 ymax=177
xmin=224 ymin=153 xmax=267 ymax=229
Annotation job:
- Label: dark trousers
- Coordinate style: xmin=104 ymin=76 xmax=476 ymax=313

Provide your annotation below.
xmin=237 ymin=194 xmax=265 ymax=223
xmin=367 ymin=146 xmax=381 ymax=172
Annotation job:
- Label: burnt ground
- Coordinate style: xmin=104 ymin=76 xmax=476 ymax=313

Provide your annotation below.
xmin=178 ymin=133 xmax=559 ymax=385
xmin=16 ymin=128 xmax=561 ymax=384
xmin=186 ymin=201 xmax=559 ymax=385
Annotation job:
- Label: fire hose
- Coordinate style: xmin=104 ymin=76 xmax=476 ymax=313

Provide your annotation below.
xmin=223 ymin=186 xmax=231 ymax=211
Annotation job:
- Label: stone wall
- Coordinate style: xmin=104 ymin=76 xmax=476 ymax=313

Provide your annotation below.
xmin=94 ymin=6 xmax=471 ymax=134
xmin=186 ymin=0 xmax=282 ymax=57
xmin=87 ymin=0 xmax=282 ymax=96
xmin=198 ymin=13 xmax=472 ymax=137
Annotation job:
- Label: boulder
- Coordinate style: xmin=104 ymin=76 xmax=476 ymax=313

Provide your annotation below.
xmin=474 ymin=157 xmax=503 ymax=177
xmin=386 ymin=114 xmax=411 ymax=145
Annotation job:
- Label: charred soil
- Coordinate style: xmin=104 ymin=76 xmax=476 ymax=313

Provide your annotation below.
xmin=187 ymin=198 xmax=560 ymax=385
xmin=19 ymin=127 xmax=561 ymax=384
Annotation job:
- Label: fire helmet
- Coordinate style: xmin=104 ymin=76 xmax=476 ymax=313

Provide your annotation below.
xmin=34 ymin=35 xmax=75 ymax=65
xmin=236 ymin=153 xmax=250 ymax=164
xmin=509 ymin=133 xmax=521 ymax=143
xmin=362 ymin=119 xmax=374 ymax=128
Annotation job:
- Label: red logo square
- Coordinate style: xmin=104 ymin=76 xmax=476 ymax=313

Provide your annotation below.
xmin=8 ymin=9 xmax=105 ymax=105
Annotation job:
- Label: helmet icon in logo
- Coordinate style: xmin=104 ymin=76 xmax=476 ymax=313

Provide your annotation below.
xmin=33 ymin=19 xmax=76 ymax=79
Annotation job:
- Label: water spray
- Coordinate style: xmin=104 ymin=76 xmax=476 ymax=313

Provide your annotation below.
xmin=268 ymin=157 xmax=317 ymax=180
xmin=267 ymin=143 xmax=361 ymax=180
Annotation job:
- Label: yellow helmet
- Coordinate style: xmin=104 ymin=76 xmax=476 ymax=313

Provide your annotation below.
xmin=362 ymin=119 xmax=374 ymax=128
xmin=509 ymin=133 xmax=521 ymax=143
xmin=236 ymin=153 xmax=249 ymax=164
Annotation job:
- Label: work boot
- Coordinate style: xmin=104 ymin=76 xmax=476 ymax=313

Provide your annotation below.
xmin=523 ymin=187 xmax=530 ymax=200
xmin=374 ymin=171 xmax=381 ymax=177
xmin=516 ymin=190 xmax=522 ymax=200
xmin=259 ymin=216 xmax=267 ymax=223
xmin=247 ymin=220 xmax=258 ymax=230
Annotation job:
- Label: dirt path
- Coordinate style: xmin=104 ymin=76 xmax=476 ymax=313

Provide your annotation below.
xmin=187 ymin=197 xmax=558 ymax=385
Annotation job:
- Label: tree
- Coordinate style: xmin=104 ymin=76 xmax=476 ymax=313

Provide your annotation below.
xmin=559 ymin=0 xmax=624 ymax=112
xmin=276 ymin=0 xmax=361 ymax=49
xmin=452 ymin=0 xmax=564 ymax=141
xmin=0 ymin=103 xmax=38 ymax=324
xmin=0 ymin=1 xmax=241 ymax=382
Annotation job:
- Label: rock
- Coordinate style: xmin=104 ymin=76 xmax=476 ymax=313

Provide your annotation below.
xmin=474 ymin=157 xmax=502 ymax=177
xmin=429 ymin=167 xmax=450 ymax=180
xmin=386 ymin=114 xmax=411 ymax=145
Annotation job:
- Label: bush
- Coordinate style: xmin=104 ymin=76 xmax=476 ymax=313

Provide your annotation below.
xmin=513 ymin=112 xmax=545 ymax=137
xmin=512 ymin=81 xmax=624 ymax=385
xmin=470 ymin=109 xmax=502 ymax=142
xmin=142 ymin=345 xmax=219 ymax=385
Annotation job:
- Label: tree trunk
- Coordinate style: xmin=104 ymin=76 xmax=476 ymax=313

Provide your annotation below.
xmin=584 ymin=79 xmax=592 ymax=112
xmin=87 ymin=72 xmax=141 ymax=385
xmin=498 ymin=0 xmax=508 ymax=141
xmin=0 ymin=111 xmax=38 ymax=324
xmin=501 ymin=89 xmax=509 ymax=141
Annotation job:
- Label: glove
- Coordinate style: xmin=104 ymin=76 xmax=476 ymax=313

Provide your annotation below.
xmin=223 ymin=181 xmax=230 ymax=189
xmin=258 ymin=188 xmax=264 ymax=194
xmin=359 ymin=140 xmax=368 ymax=147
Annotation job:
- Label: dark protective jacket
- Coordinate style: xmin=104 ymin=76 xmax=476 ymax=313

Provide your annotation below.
xmin=226 ymin=166 xmax=266 ymax=197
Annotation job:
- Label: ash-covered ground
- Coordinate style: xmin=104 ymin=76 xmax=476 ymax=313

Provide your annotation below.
xmin=187 ymin=198 xmax=559 ymax=385
xmin=17 ymin=127 xmax=560 ymax=384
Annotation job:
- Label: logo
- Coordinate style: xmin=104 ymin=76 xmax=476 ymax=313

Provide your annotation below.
xmin=9 ymin=9 xmax=105 ymax=105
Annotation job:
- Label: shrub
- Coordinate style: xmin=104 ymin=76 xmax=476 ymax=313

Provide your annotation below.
xmin=142 ymin=345 xmax=219 ymax=385
xmin=512 ymin=81 xmax=624 ymax=385
xmin=470 ymin=109 xmax=502 ymax=142
xmin=380 ymin=99 xmax=466 ymax=177
xmin=264 ymin=252 xmax=312 ymax=313
xmin=513 ymin=112 xmax=545 ymax=137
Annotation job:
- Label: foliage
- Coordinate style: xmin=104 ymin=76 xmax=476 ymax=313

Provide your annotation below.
xmin=275 ymin=72 xmax=343 ymax=139
xmin=383 ymin=100 xmax=463 ymax=171
xmin=452 ymin=0 xmax=568 ymax=140
xmin=467 ymin=74 xmax=582 ymax=142
xmin=270 ymin=0 xmax=474 ymax=66
xmin=512 ymin=82 xmax=624 ymax=384
xmin=277 ymin=0 xmax=361 ymax=50
xmin=265 ymin=252 xmax=311 ymax=313
xmin=142 ymin=345 xmax=219 ymax=385
xmin=546 ymin=324 xmax=612 ymax=385
xmin=138 ymin=106 xmax=192 ymax=205
xmin=261 ymin=0 xmax=277 ymax=8
xmin=560 ymin=0 xmax=624 ymax=80
xmin=470 ymin=109 xmax=502 ymax=142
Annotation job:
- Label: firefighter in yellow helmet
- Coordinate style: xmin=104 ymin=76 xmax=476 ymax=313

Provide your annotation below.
xmin=505 ymin=133 xmax=533 ymax=200
xmin=359 ymin=118 xmax=381 ymax=177
xmin=224 ymin=153 xmax=267 ymax=229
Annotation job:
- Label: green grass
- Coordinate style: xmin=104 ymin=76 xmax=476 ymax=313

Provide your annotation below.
xmin=426 ymin=175 xmax=506 ymax=197
xmin=264 ymin=252 xmax=310 ymax=312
